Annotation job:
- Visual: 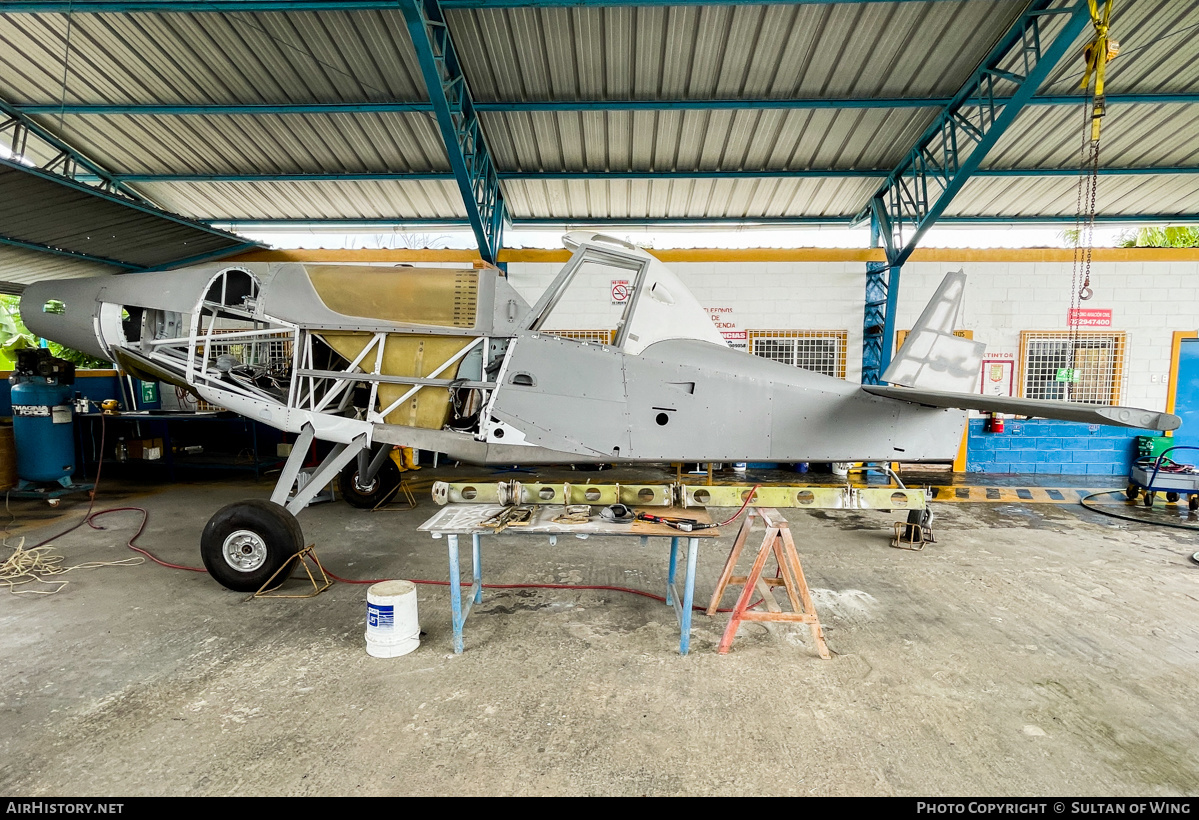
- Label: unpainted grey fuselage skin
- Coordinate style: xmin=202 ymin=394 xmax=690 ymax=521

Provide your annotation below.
xmin=19 ymin=232 xmax=1178 ymax=470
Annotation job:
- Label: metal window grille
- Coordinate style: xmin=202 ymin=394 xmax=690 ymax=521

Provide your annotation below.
xmin=748 ymin=330 xmax=847 ymax=379
xmin=1019 ymin=331 xmax=1126 ymax=405
xmin=543 ymin=329 xmax=615 ymax=344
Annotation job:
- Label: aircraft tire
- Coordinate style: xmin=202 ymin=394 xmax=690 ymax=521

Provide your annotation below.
xmin=906 ymin=507 xmax=933 ymax=529
xmin=200 ymin=500 xmax=304 ymax=592
xmin=339 ymin=458 xmax=402 ymax=509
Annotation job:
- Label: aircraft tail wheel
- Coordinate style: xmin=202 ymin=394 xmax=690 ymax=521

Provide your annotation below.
xmin=201 ymin=500 xmax=304 ymax=592
xmin=907 ymin=507 xmax=933 ymax=529
xmin=338 ymin=458 xmax=402 ymax=509
xmin=897 ymin=507 xmax=934 ymax=546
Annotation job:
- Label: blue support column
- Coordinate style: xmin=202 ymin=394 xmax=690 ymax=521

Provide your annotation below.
xmin=862 ymin=206 xmax=901 ymax=385
xmin=400 ymin=0 xmax=506 ymax=264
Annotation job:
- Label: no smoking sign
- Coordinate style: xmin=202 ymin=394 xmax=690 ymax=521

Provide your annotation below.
xmin=611 ymin=279 xmax=630 ymax=304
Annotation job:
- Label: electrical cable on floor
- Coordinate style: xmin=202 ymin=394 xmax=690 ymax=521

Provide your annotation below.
xmin=8 ymin=415 xmax=765 ymax=606
xmin=308 ymin=555 xmax=753 ymax=614
xmin=1079 ymin=490 xmax=1199 ymax=531
xmin=0 ymin=415 xmax=204 ymax=595
xmin=1080 ymin=490 xmax=1199 ymax=567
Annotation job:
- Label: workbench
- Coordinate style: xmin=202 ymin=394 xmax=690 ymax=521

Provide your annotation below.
xmin=417 ymin=504 xmax=722 ymax=655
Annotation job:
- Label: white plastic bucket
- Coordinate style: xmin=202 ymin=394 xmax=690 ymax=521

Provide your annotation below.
xmin=365 ymin=580 xmax=420 ymax=658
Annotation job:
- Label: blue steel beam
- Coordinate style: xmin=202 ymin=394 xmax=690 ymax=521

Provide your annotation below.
xmin=108 ymin=166 xmax=1199 ymax=183
xmin=0 ymin=1 xmax=1007 ymax=12
xmin=857 ymin=0 xmax=1094 ymax=384
xmin=116 ymin=171 xmax=458 ymax=182
xmin=206 ymin=214 xmax=1199 ymax=230
xmin=14 ymin=93 xmax=1199 ymax=117
xmin=0 ymin=235 xmax=141 ymax=270
xmin=400 ymin=0 xmax=505 ymax=263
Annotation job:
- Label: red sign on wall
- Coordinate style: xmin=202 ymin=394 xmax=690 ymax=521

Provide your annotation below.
xmin=1067 ymin=308 xmax=1112 ymax=327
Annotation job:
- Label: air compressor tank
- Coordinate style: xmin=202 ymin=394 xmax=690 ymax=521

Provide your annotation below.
xmin=10 ymin=349 xmax=76 ymax=487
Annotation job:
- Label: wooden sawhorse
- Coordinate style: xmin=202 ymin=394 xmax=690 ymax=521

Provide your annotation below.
xmin=707 ymin=507 xmax=830 ymax=658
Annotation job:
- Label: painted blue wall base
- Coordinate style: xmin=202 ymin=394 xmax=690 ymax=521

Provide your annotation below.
xmin=966 ymin=418 xmax=1141 ymax=476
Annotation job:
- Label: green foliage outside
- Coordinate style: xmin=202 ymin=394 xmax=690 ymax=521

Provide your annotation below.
xmin=1117 ymin=226 xmax=1199 ymax=248
xmin=0 ymin=295 xmax=113 ymax=370
xmin=1060 ymin=225 xmax=1199 ymax=249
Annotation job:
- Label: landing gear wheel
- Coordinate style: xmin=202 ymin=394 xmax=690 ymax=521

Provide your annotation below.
xmin=1143 ymin=492 xmax=1156 ymax=508
xmin=1167 ymin=492 xmax=1180 ymax=503
xmin=1126 ymin=483 xmax=1140 ymax=501
xmin=200 ymin=500 xmax=304 ymax=592
xmin=338 ymin=458 xmax=401 ymax=509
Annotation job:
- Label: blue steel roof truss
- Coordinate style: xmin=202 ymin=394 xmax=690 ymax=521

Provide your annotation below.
xmin=862 ymin=1 xmax=1097 ymax=265
xmin=1 ymin=0 xmax=1195 ymax=236
xmin=0 ymin=98 xmax=149 ymax=203
xmin=400 ymin=0 xmax=506 ymax=264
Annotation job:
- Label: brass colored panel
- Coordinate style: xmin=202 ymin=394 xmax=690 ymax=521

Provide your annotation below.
xmin=318 ymin=332 xmax=472 ymax=428
xmin=307 ymin=266 xmax=478 ymax=328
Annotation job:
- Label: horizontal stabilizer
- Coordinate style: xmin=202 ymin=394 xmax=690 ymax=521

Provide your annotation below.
xmin=862 ymin=385 xmax=1180 ymax=432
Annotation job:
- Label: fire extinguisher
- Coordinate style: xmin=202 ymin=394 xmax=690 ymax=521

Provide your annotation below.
xmin=988 ymin=412 xmax=1005 ymax=433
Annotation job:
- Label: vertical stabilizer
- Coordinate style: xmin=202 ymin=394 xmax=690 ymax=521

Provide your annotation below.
xmin=881 ymin=271 xmax=986 ymax=392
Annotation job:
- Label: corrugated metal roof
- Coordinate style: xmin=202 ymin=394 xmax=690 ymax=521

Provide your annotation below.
xmin=983 ymin=102 xmax=1199 ymax=172
xmin=135 ymin=179 xmax=469 ymax=220
xmin=481 ymin=107 xmax=939 ymax=172
xmin=448 ymin=2 xmax=1026 ymax=102
xmin=504 ymin=176 xmax=879 ymax=220
xmin=28 ymin=111 xmax=450 ymax=175
xmin=0 ymin=242 xmax=115 ymax=289
xmin=0 ymin=159 xmax=254 ymax=267
xmin=949 ymin=173 xmax=1199 ymax=218
xmin=0 ymin=9 xmax=427 ymax=104
xmin=0 ymin=0 xmax=1194 ymax=241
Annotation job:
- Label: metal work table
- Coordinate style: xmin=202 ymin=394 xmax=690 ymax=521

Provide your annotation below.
xmin=418 ymin=504 xmax=721 ymax=655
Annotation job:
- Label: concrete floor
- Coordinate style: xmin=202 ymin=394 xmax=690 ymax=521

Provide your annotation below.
xmin=1 ymin=467 xmax=1198 ymax=797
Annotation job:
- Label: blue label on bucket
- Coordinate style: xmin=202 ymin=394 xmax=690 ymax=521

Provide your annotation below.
xmin=368 ymin=603 xmax=394 ymax=629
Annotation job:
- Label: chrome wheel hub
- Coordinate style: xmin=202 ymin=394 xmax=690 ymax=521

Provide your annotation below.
xmin=222 ymin=529 xmax=268 ymax=572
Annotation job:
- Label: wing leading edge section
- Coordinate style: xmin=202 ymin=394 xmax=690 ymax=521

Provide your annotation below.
xmin=861 ymin=385 xmax=1180 ymax=432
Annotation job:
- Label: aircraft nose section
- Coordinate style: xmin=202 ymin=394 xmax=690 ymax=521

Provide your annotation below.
xmin=20 ymin=277 xmax=113 ymax=362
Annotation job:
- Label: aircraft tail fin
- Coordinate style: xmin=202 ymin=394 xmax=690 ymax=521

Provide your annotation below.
xmin=881 ymin=271 xmax=986 ymax=392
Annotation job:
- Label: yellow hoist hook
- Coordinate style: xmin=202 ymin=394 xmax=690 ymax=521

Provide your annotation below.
xmin=1080 ymin=0 xmax=1119 ymax=142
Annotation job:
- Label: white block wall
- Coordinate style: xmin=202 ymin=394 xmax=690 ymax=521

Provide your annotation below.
xmin=507 ymin=256 xmax=1199 ymax=412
